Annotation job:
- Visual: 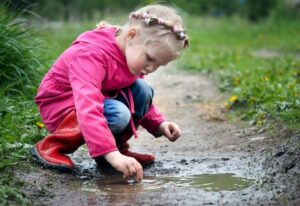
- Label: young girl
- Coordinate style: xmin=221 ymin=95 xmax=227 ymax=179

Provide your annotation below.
xmin=32 ymin=4 xmax=189 ymax=181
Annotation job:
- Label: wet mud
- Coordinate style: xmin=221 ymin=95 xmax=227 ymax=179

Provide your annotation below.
xmin=16 ymin=65 xmax=299 ymax=205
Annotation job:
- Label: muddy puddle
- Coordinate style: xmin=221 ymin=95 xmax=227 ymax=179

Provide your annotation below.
xmin=70 ymin=171 xmax=260 ymax=205
xmin=82 ymin=173 xmax=254 ymax=195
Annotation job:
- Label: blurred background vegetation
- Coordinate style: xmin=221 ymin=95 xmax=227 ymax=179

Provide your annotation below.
xmin=7 ymin=0 xmax=300 ymax=22
xmin=0 ymin=0 xmax=300 ymax=205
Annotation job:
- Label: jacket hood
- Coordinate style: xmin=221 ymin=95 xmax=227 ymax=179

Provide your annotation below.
xmin=72 ymin=27 xmax=127 ymax=67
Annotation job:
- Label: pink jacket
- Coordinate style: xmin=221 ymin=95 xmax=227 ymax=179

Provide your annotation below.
xmin=35 ymin=27 xmax=165 ymax=158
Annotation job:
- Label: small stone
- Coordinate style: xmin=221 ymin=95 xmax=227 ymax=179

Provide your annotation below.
xmin=274 ymin=151 xmax=285 ymax=157
xmin=257 ymin=128 xmax=265 ymax=134
xmin=250 ymin=136 xmax=267 ymax=141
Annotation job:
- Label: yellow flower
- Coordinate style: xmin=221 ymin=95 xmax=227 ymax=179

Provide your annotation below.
xmin=36 ymin=122 xmax=45 ymax=129
xmin=256 ymin=120 xmax=263 ymax=126
xmin=263 ymin=76 xmax=269 ymax=81
xmin=229 ymin=95 xmax=238 ymax=103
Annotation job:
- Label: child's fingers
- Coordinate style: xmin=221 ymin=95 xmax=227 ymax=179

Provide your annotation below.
xmin=126 ymin=162 xmax=137 ymax=177
xmin=131 ymin=161 xmax=143 ymax=181
xmin=173 ymin=135 xmax=180 ymax=141
xmin=135 ymin=162 xmax=143 ymax=180
xmin=163 ymin=127 xmax=172 ymax=138
xmin=169 ymin=136 xmax=178 ymax=142
xmin=173 ymin=130 xmax=181 ymax=138
xmin=170 ymin=128 xmax=177 ymax=136
xmin=170 ymin=124 xmax=181 ymax=138
xmin=170 ymin=132 xmax=181 ymax=142
xmin=171 ymin=132 xmax=179 ymax=139
xmin=124 ymin=162 xmax=143 ymax=181
xmin=122 ymin=167 xmax=130 ymax=178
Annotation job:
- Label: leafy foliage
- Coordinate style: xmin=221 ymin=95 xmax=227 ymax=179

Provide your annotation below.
xmin=0 ymin=95 xmax=47 ymax=204
xmin=0 ymin=3 xmax=44 ymax=96
xmin=0 ymin=97 xmax=45 ymax=168
xmin=0 ymin=173 xmax=31 ymax=206
xmin=8 ymin=0 xmax=300 ymax=22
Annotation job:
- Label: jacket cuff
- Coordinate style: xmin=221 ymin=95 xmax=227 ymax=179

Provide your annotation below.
xmin=140 ymin=117 xmax=165 ymax=137
xmin=90 ymin=146 xmax=118 ymax=158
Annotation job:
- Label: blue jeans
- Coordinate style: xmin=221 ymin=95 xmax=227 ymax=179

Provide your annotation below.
xmin=103 ymin=78 xmax=154 ymax=136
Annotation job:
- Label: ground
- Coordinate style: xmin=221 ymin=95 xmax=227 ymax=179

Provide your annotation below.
xmin=16 ymin=64 xmax=300 ymax=205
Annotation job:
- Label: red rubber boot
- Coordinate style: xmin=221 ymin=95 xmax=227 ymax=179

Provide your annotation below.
xmin=118 ymin=130 xmax=155 ymax=166
xmin=32 ymin=111 xmax=85 ymax=171
xmin=119 ymin=142 xmax=155 ymax=166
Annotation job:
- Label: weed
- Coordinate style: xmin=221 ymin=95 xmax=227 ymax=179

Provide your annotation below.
xmin=0 ymin=173 xmax=31 ymax=206
xmin=0 ymin=3 xmax=45 ymax=96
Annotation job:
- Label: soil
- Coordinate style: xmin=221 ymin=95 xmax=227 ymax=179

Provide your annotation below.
xmin=16 ymin=64 xmax=300 ymax=205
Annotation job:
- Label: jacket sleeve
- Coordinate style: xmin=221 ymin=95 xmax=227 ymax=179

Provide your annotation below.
xmin=139 ymin=103 xmax=166 ymax=137
xmin=69 ymin=50 xmax=117 ymax=158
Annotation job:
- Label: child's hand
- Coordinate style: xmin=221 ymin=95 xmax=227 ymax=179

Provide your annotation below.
xmin=158 ymin=121 xmax=181 ymax=142
xmin=104 ymin=151 xmax=143 ymax=181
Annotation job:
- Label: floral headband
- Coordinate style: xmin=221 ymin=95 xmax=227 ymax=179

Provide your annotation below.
xmin=129 ymin=12 xmax=187 ymax=41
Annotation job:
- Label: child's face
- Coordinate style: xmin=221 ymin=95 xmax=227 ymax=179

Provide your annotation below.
xmin=125 ymin=32 xmax=175 ymax=76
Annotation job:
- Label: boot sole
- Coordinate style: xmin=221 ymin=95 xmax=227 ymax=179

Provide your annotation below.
xmin=31 ymin=146 xmax=73 ymax=172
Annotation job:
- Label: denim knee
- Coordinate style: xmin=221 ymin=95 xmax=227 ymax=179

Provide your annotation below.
xmin=104 ymin=99 xmax=131 ymax=135
xmin=131 ymin=78 xmax=154 ymax=118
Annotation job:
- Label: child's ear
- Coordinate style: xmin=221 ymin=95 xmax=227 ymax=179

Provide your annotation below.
xmin=126 ymin=28 xmax=139 ymax=41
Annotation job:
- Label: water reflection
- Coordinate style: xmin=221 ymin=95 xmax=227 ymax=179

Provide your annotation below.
xmin=97 ymin=177 xmax=145 ymax=194
xmin=82 ymin=173 xmax=254 ymax=196
xmin=188 ymin=173 xmax=254 ymax=191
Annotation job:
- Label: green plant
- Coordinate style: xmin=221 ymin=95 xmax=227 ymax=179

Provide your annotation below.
xmin=0 ymin=173 xmax=31 ymax=206
xmin=0 ymin=95 xmax=46 ymax=205
xmin=0 ymin=3 xmax=45 ymax=96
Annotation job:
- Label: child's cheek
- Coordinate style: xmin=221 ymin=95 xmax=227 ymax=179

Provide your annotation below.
xmin=127 ymin=58 xmax=136 ymax=70
xmin=136 ymin=61 xmax=144 ymax=71
xmin=131 ymin=61 xmax=143 ymax=71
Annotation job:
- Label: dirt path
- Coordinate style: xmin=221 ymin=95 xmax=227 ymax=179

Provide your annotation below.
xmin=17 ymin=64 xmax=299 ymax=205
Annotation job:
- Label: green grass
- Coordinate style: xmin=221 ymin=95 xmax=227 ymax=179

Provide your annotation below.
xmin=0 ymin=173 xmax=31 ymax=206
xmin=0 ymin=5 xmax=46 ymax=96
xmin=0 ymin=95 xmax=47 ymax=205
xmin=40 ymin=22 xmax=95 ymax=61
xmin=181 ymin=16 xmax=300 ymax=128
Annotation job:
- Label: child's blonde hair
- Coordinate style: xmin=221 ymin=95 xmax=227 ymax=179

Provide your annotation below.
xmin=97 ymin=4 xmax=189 ymax=58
